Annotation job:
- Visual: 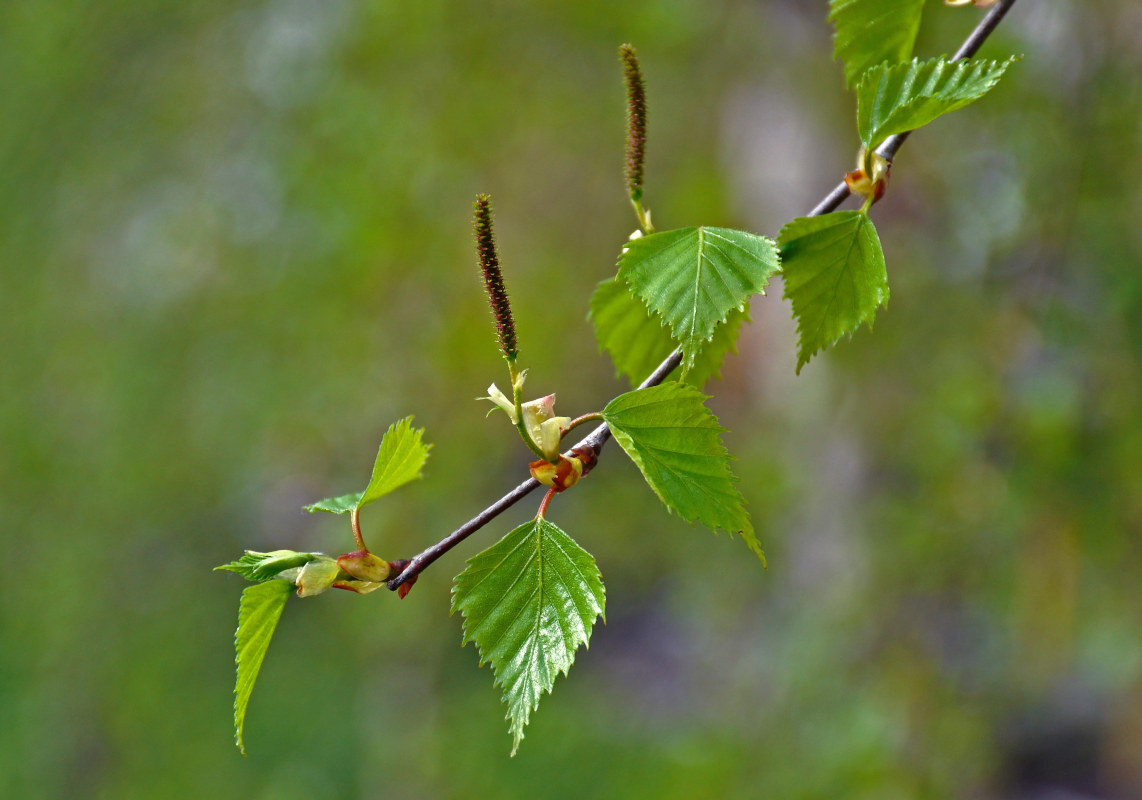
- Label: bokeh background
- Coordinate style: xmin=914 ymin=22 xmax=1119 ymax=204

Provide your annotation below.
xmin=3 ymin=1 xmax=1141 ymax=798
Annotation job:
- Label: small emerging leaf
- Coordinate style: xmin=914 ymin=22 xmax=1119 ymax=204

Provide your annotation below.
xmin=304 ymin=492 xmax=362 ymax=515
xmin=857 ymin=55 xmax=1017 ymax=148
xmin=616 ymin=227 xmax=778 ymax=376
xmin=451 ymin=518 xmax=605 ymax=755
xmin=829 ymin=0 xmax=927 ymax=88
xmin=216 ymin=550 xmax=317 ymax=582
xmin=602 ymin=381 xmax=763 ymax=563
xmin=305 ymin=416 xmax=430 ymax=514
xmin=778 ymin=211 xmax=888 ymax=373
xmin=233 ymin=579 xmax=292 ymax=754
xmin=589 ymin=277 xmax=749 ymax=388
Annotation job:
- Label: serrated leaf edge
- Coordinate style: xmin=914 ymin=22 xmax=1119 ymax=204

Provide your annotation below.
xmin=777 ymin=212 xmax=889 ymax=373
xmin=602 ymin=382 xmax=764 ymax=563
xmin=233 ymin=580 xmax=292 ymax=755
xmin=303 ymin=416 xmax=431 ymax=515
xmin=857 ymin=55 xmax=1019 ymax=148
xmin=450 ymin=519 xmax=605 ymax=754
xmin=616 ymin=227 xmax=776 ymax=374
xmin=828 ymin=0 xmax=927 ymax=88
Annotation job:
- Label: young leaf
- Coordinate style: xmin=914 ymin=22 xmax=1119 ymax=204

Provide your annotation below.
xmin=590 ymin=276 xmax=749 ymax=388
xmin=304 ymin=492 xmax=362 ymax=515
xmin=829 ymin=0 xmax=927 ymax=88
xmin=616 ymin=227 xmax=778 ymax=376
xmin=857 ymin=56 xmax=1017 ymax=148
xmin=602 ymin=381 xmax=763 ymax=563
xmin=233 ymin=579 xmax=292 ymax=755
xmin=216 ymin=550 xmax=317 ymax=582
xmin=778 ymin=211 xmax=888 ymax=373
xmin=451 ymin=518 xmax=605 ymax=755
xmin=357 ymin=416 xmax=430 ymax=506
xmin=305 ymin=416 xmax=430 ymax=514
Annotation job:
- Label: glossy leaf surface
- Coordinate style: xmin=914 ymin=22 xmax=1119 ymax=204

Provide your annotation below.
xmin=452 ymin=518 xmax=605 ymax=755
xmin=857 ymin=56 xmax=1016 ymax=147
xmin=590 ymin=276 xmax=749 ymax=388
xmin=778 ymin=211 xmax=888 ymax=373
xmin=616 ymin=227 xmax=778 ymax=376
xmin=602 ymin=381 xmax=762 ymax=562
xmin=829 ymin=0 xmax=926 ymax=88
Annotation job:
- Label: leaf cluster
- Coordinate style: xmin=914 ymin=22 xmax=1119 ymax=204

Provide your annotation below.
xmin=217 ymin=0 xmax=1019 ymax=756
xmin=219 ymin=417 xmax=430 ymax=753
xmin=767 ymin=1 xmax=1017 ymax=371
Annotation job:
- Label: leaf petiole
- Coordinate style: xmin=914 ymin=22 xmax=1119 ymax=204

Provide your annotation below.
xmin=350 ymin=506 xmax=367 ymax=551
xmin=562 ymin=412 xmax=604 ymax=437
xmin=535 ymin=486 xmax=557 ymax=519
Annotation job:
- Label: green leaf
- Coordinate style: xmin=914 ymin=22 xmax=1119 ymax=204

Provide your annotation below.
xmin=305 ymin=416 xmax=430 ymax=514
xmin=602 ymin=381 xmax=763 ymax=563
xmin=233 ymin=579 xmax=292 ymax=755
xmin=857 ymin=56 xmax=1017 ymax=148
xmin=778 ymin=211 xmax=888 ymax=373
xmin=304 ymin=492 xmax=362 ymax=515
xmin=451 ymin=518 xmax=605 ymax=755
xmin=216 ymin=550 xmax=317 ymax=582
xmin=589 ymin=276 xmax=749 ymax=389
xmin=616 ymin=227 xmax=778 ymax=376
xmin=829 ymin=0 xmax=926 ymax=88
xmin=358 ymin=416 xmax=430 ymax=507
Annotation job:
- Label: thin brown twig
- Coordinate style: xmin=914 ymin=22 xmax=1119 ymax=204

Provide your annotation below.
xmin=388 ymin=0 xmax=1019 ymax=591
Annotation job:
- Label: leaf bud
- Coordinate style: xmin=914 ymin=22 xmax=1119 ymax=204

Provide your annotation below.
xmin=332 ymin=578 xmax=385 ymax=594
xmin=336 ymin=550 xmax=392 ymax=582
xmin=520 ymin=394 xmax=571 ymax=462
xmin=529 ymin=454 xmax=584 ymax=492
xmin=845 ymin=148 xmax=890 ymax=206
xmin=292 ymin=557 xmax=342 ymax=597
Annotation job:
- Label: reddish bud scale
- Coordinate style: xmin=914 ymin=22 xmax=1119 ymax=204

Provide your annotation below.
xmin=844 ymin=165 xmax=890 ymax=206
xmin=570 ymin=445 xmax=598 ymax=477
xmin=336 ymin=549 xmax=392 ymax=582
xmin=530 ymin=454 xmax=584 ymax=492
xmin=619 ymin=44 xmax=647 ymax=199
xmin=397 ymin=575 xmax=417 ymax=599
xmin=473 ymin=194 xmax=518 ymax=361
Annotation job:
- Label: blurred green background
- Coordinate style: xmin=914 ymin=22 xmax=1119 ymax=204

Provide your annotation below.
xmin=3 ymin=1 xmax=1141 ymax=797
